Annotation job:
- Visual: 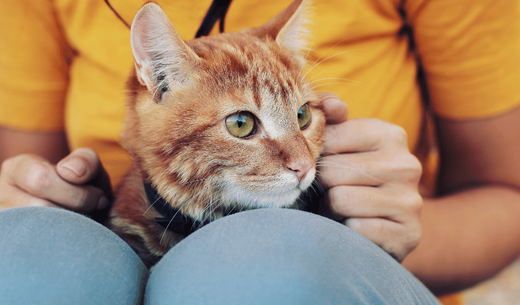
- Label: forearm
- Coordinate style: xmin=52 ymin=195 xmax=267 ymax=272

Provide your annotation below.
xmin=402 ymin=184 xmax=520 ymax=295
xmin=0 ymin=125 xmax=69 ymax=164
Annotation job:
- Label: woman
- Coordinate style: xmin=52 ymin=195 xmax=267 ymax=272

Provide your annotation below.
xmin=1 ymin=0 xmax=519 ymax=304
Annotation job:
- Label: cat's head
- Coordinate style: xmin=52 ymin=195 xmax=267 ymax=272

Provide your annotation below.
xmin=124 ymin=0 xmax=325 ymax=219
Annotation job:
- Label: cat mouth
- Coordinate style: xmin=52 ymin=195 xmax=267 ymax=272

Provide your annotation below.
xmin=297 ymin=168 xmax=316 ymax=191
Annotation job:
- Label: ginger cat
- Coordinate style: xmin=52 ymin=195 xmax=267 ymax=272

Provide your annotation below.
xmin=109 ymin=0 xmax=325 ymax=267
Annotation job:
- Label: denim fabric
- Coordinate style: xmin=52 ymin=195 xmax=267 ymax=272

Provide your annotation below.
xmin=146 ymin=208 xmax=440 ymax=305
xmin=0 ymin=207 xmax=149 ymax=305
xmin=0 ymin=207 xmax=439 ymax=305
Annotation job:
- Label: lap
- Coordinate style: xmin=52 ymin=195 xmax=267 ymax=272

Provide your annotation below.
xmin=147 ymin=208 xmax=440 ymax=305
xmin=0 ymin=206 xmax=148 ymax=305
xmin=0 ymin=207 xmax=439 ymax=305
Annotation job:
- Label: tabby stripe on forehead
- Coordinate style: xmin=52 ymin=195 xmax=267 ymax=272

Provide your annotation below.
xmin=251 ymin=74 xmax=261 ymax=108
xmin=227 ymin=52 xmax=248 ymax=78
xmin=279 ymin=81 xmax=290 ymax=102
xmin=263 ymin=78 xmax=276 ymax=98
xmin=286 ymin=78 xmax=295 ymax=93
xmin=264 ymin=77 xmax=292 ymax=106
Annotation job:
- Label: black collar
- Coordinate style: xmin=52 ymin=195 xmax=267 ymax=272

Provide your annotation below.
xmin=143 ymin=182 xmax=211 ymax=236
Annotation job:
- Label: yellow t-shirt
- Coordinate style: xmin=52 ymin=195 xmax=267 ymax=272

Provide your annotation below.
xmin=1 ymin=0 xmax=520 ymax=187
xmin=1 ymin=1 xmax=520 ymax=303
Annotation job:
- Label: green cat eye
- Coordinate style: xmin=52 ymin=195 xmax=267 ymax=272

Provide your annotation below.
xmin=225 ymin=112 xmax=256 ymax=138
xmin=297 ymin=104 xmax=311 ymax=129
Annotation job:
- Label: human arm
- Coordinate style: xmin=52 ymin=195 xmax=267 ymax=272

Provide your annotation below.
xmin=0 ymin=126 xmax=112 ymax=215
xmin=0 ymin=0 xmax=113 ymax=216
xmin=0 ymin=126 xmax=69 ymax=165
xmin=395 ymin=0 xmax=520 ymax=294
xmin=318 ymin=95 xmax=520 ymax=294
xmin=402 ymin=104 xmax=520 ymax=294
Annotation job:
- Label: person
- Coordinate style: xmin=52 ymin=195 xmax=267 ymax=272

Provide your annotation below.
xmin=0 ymin=0 xmax=519 ymax=304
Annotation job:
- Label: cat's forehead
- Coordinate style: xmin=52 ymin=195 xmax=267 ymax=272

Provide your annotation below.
xmin=187 ymin=34 xmax=307 ymax=109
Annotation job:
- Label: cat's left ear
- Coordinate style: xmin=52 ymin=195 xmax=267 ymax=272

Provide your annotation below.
xmin=252 ymin=0 xmax=312 ymax=64
xmin=130 ymin=3 xmax=199 ymax=101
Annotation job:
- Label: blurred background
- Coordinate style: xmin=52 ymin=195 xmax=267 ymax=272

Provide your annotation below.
xmin=464 ymin=256 xmax=520 ymax=304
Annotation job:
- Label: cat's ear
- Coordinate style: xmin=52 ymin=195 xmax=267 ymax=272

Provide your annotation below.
xmin=130 ymin=3 xmax=199 ymax=101
xmin=253 ymin=0 xmax=312 ymax=63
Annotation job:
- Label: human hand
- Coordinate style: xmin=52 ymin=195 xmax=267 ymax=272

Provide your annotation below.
xmin=0 ymin=148 xmax=112 ymax=217
xmin=317 ymin=95 xmax=423 ymax=261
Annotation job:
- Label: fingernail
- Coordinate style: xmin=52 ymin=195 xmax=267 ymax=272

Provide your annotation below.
xmin=323 ymin=97 xmax=339 ymax=102
xmin=98 ymin=196 xmax=110 ymax=210
xmin=326 ymin=98 xmax=347 ymax=111
xmin=60 ymin=158 xmax=87 ymax=177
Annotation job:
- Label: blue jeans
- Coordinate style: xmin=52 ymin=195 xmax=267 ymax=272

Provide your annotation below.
xmin=0 ymin=207 xmax=439 ymax=305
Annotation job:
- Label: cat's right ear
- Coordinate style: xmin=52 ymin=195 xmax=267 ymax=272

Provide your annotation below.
xmin=251 ymin=0 xmax=312 ymax=66
xmin=130 ymin=3 xmax=199 ymax=101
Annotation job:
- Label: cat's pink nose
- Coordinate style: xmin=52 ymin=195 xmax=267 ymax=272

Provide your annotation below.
xmin=286 ymin=160 xmax=313 ymax=184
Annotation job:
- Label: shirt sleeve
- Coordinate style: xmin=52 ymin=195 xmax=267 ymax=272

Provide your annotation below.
xmin=406 ymin=0 xmax=520 ymax=120
xmin=0 ymin=0 xmax=71 ymax=131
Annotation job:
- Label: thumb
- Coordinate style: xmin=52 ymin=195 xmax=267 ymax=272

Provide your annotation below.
xmin=56 ymin=148 xmax=101 ymax=184
xmin=56 ymin=148 xmax=113 ymax=197
xmin=318 ymin=93 xmax=349 ymax=124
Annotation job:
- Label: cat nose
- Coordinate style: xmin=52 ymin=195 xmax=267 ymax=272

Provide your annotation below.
xmin=286 ymin=159 xmax=313 ymax=184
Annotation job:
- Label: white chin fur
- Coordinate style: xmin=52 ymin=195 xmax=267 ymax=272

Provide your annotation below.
xmin=222 ymin=186 xmax=302 ymax=209
xmin=222 ymin=169 xmax=316 ymax=209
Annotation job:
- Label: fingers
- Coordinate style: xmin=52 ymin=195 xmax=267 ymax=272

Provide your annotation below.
xmin=318 ymin=93 xmax=349 ymax=124
xmin=324 ymin=185 xmax=423 ymax=223
xmin=57 ymin=148 xmax=113 ymax=200
xmin=2 ymin=182 xmax=59 ymax=209
xmin=320 ymin=185 xmax=422 ymax=261
xmin=56 ymin=148 xmax=101 ymax=184
xmin=344 ymin=217 xmax=422 ymax=262
xmin=322 ymin=118 xmax=409 ymax=155
xmin=1 ymin=154 xmax=109 ymax=213
xmin=317 ymin=116 xmax=423 ymax=260
xmin=318 ymin=152 xmax=422 ymax=189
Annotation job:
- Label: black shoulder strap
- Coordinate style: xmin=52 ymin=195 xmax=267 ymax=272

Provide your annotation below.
xmin=195 ymin=0 xmax=233 ymax=38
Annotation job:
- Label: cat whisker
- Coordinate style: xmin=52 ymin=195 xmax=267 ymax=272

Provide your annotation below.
xmin=173 ymin=173 xmax=245 ymax=189
xmin=178 ymin=175 xmax=250 ymax=216
xmin=308 ymin=77 xmax=369 ymax=90
xmin=311 ymin=82 xmax=369 ymax=90
xmin=159 ymin=181 xmax=225 ymax=244
xmin=199 ymin=185 xmax=250 ymax=226
xmin=317 ymin=159 xmax=381 ymax=172
xmin=142 ymin=192 xmax=168 ymax=216
xmin=302 ymin=49 xmax=364 ymax=80
xmin=175 ymin=176 xmax=222 ymax=188
xmin=176 ymin=181 xmax=224 ymax=212
xmin=196 ymin=180 xmax=228 ymax=226
xmin=300 ymin=37 xmax=351 ymax=79
xmin=301 ymin=25 xmax=318 ymax=73
xmin=310 ymin=179 xmax=324 ymax=194
xmin=227 ymin=204 xmax=238 ymax=215
xmin=306 ymin=65 xmax=338 ymax=83
xmin=143 ymin=175 xmax=214 ymax=216
xmin=316 ymin=160 xmax=415 ymax=193
xmin=316 ymin=160 xmax=387 ymax=185
xmin=202 ymin=198 xmax=220 ymax=227
xmin=305 ymin=179 xmax=324 ymax=200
